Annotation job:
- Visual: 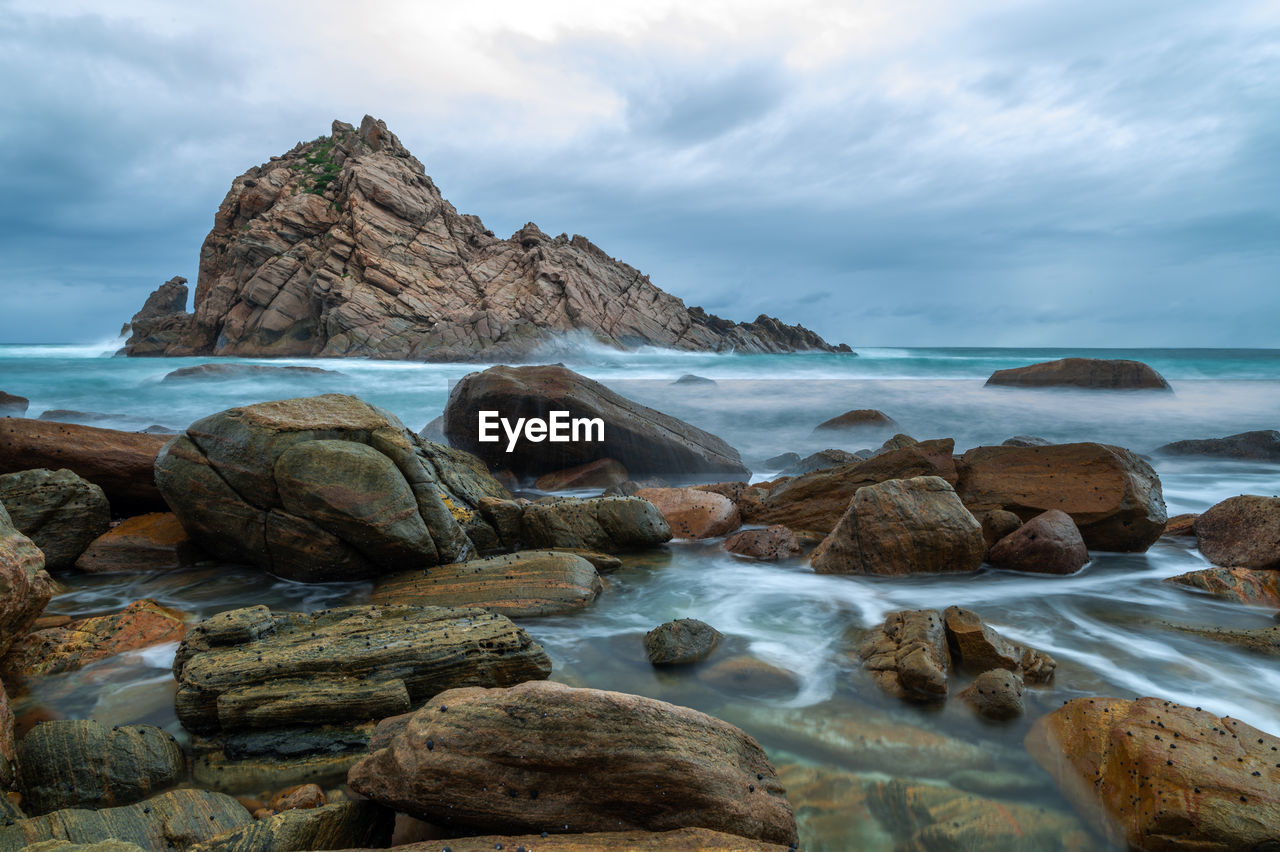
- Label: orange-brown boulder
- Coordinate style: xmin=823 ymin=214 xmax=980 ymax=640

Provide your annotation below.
xmin=75 ymin=512 xmax=201 ymax=573
xmin=723 ymin=525 xmax=802 ymax=560
xmin=1 ymin=599 xmax=187 ymax=680
xmin=985 ymin=357 xmax=1171 ymax=390
xmin=0 ymin=504 xmax=53 ymax=659
xmin=812 ymin=409 xmax=898 ymax=432
xmin=1164 ymin=566 xmax=1280 ymax=608
xmin=635 ymin=487 xmax=741 ymax=539
xmin=1194 ymin=495 xmax=1280 ymax=570
xmin=269 ymin=783 xmax=326 ymax=812
xmin=858 ymin=609 xmax=951 ymax=701
xmin=1026 ymin=696 xmax=1280 ymax=850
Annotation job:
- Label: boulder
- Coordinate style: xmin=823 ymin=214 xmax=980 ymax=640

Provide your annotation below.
xmin=985 ymin=357 xmax=1171 ymax=390
xmin=858 ymin=610 xmax=951 ymax=701
xmin=1156 ymin=429 xmax=1280 ymax=461
xmin=0 ymin=469 xmax=111 ymax=570
xmin=516 ymin=496 xmax=672 ymax=552
xmin=779 ymin=448 xmax=860 ymax=476
xmin=1026 ymin=696 xmax=1280 ymax=850
xmin=957 ymin=668 xmax=1024 ymax=720
xmin=370 ymin=551 xmax=602 ymax=618
xmin=723 ymin=525 xmax=802 ymax=560
xmin=533 ymin=458 xmax=629 ymax=492
xmin=2 ymin=599 xmax=187 ymax=681
xmin=812 ymin=409 xmax=898 ymax=432
xmin=75 ymin=513 xmax=202 ymax=574
xmin=172 ymin=604 xmax=550 ymax=791
xmin=942 ymin=607 xmax=1056 ymax=683
xmin=644 ymin=619 xmax=722 ymax=665
xmin=160 ymin=364 xmax=340 ymax=382
xmin=0 ymin=394 xmax=27 ymax=418
xmin=811 ymin=476 xmax=984 ymax=575
xmin=1001 ymin=435 xmax=1050 ymax=447
xmin=634 ymin=487 xmax=740 ymax=539
xmin=0 ymin=420 xmax=168 ymax=513
xmin=444 ymin=365 xmax=750 ymax=479
xmin=0 ymin=789 xmax=250 ymax=851
xmin=0 ymin=503 xmax=53 ymax=659
xmin=747 ymin=439 xmax=958 ymax=533
xmin=186 ymin=801 xmax=393 ymax=852
xmin=120 ymin=276 xmax=193 ymax=357
xmin=0 ymin=683 xmax=13 ymax=790
xmin=267 ymin=784 xmax=325 ymax=812
xmin=155 ymin=394 xmax=511 ymax=582
xmin=699 ymin=657 xmax=800 ymax=698
xmin=1165 ymin=566 xmax=1280 ymax=608
xmin=986 ymin=508 xmax=1090 ymax=575
xmin=348 ymin=680 xmax=797 ymax=845
xmin=15 ymin=720 xmax=185 ymax=815
xmin=1194 ymin=495 xmax=1280 ymax=570
xmin=976 ymin=508 xmax=1022 ymax=547
xmin=673 ymin=374 xmax=717 ymax=385
xmin=955 ymin=442 xmax=1167 ymax=552
xmin=1163 ymin=512 xmax=1198 ymax=536
xmin=384 ymin=828 xmax=792 ymax=851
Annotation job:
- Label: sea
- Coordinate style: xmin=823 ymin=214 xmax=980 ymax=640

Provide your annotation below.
xmin=2 ymin=340 xmax=1279 ymax=849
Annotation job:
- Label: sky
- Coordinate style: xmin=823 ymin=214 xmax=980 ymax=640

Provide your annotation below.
xmin=0 ymin=0 xmax=1277 ymax=347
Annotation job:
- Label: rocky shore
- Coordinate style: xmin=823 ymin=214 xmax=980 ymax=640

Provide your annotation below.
xmin=1 ymin=357 xmax=1278 ymax=851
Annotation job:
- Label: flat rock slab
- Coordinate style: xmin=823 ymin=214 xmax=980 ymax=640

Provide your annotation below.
xmin=161 ymin=364 xmax=342 ymax=382
xmin=382 ymin=827 xmax=795 ymax=850
xmin=348 ymin=680 xmax=797 ymax=846
xmin=370 ymin=551 xmax=602 ymax=618
xmin=985 ymin=357 xmax=1171 ymax=390
xmin=1165 ymin=566 xmax=1280 ymax=608
xmin=0 ymin=789 xmax=251 ymax=852
xmin=187 ymin=801 xmax=393 ymax=852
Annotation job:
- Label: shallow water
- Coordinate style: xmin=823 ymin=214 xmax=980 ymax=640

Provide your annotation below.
xmin=3 ymin=342 xmax=1279 ymax=849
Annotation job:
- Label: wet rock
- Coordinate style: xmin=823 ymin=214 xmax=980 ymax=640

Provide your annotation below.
xmin=417 ymin=415 xmax=447 ymax=446
xmin=748 ymin=438 xmax=957 ymax=533
xmin=942 ymin=606 xmax=1056 ymax=683
xmin=1163 ymin=512 xmax=1198 ymax=536
xmin=985 ymin=357 xmax=1171 ymax=390
xmin=518 ymin=496 xmax=672 ymax=552
xmin=15 ymin=720 xmax=185 ymax=815
xmin=533 ymin=459 xmax=629 ymax=492
xmin=813 ymin=409 xmax=898 ymax=433
xmin=160 ymin=364 xmax=340 ymax=382
xmin=1165 ymin=566 xmax=1280 ymax=608
xmin=0 ymin=420 xmax=169 ymax=513
xmin=673 ymin=374 xmax=717 ymax=386
xmin=870 ymin=433 xmax=916 ymax=456
xmin=976 ymin=508 xmax=1022 ymax=547
xmin=371 ymin=551 xmax=602 ymax=618
xmin=779 ymin=448 xmax=859 ymax=476
xmin=173 ymin=604 xmax=551 ymax=791
xmin=549 ymin=549 xmax=622 ymax=574
xmin=0 ymin=684 xmax=13 ymax=790
xmin=23 ymin=842 xmax=146 ymax=852
xmin=811 ymin=476 xmax=985 ymax=575
xmin=955 ymin=442 xmax=1167 ymax=552
xmin=444 ymin=365 xmax=750 ymax=479
xmin=958 ymin=668 xmax=1024 ymax=720
xmin=773 ymin=763 xmax=891 ymax=852
xmin=0 ymin=394 xmax=26 ymax=419
xmin=1026 ymin=695 xmax=1280 ymax=850
xmin=634 ymin=487 xmax=740 ymax=539
xmin=348 ymin=679 xmax=797 ymax=845
xmin=1001 ymin=435 xmax=1050 ymax=447
xmin=2 ymin=599 xmax=187 ymax=681
xmin=1194 ymin=495 xmax=1280 ymax=570
xmin=120 ymin=276 xmax=192 ymax=357
xmin=1167 ymin=622 xmax=1280 ymax=655
xmin=864 ymin=780 xmax=1093 ymax=851
xmin=723 ymin=525 xmax=802 ymax=560
xmin=644 ymin=619 xmax=721 ymax=666
xmin=266 ymin=784 xmax=324 ymax=812
xmin=75 ymin=513 xmax=202 ymax=574
xmin=986 ymin=508 xmax=1090 ymax=575
xmin=761 ymin=452 xmax=800 ymax=470
xmin=1156 ymin=429 xmax=1280 ymax=461
xmin=187 ymin=800 xmax=393 ymax=851
xmin=699 ymin=656 xmax=800 ymax=698
xmin=385 ymin=827 xmax=792 ymax=851
xmin=155 ymin=394 xmax=510 ymax=582
xmin=858 ymin=610 xmax=951 ymax=701
xmin=0 ymin=788 xmax=250 ymax=851
xmin=0 ymin=503 xmax=54 ymax=659
xmin=0 ymin=469 xmax=110 ymax=571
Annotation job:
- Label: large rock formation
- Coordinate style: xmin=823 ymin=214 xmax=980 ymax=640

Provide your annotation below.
xmin=119 ymin=276 xmax=192 ymax=357
xmin=119 ymin=116 xmax=847 ymax=361
xmin=985 ymin=357 xmax=1171 ymax=390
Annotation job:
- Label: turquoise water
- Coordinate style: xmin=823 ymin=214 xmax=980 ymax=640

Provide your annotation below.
xmin=3 ymin=340 xmax=1280 ymax=849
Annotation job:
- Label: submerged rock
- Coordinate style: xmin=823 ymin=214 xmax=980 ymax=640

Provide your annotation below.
xmin=779 ymin=448 xmax=860 ymax=476
xmin=0 ymin=503 xmax=54 ymax=659
xmin=644 ymin=619 xmax=722 ymax=666
xmin=0 ymin=469 xmax=111 ymax=571
xmin=985 ymin=357 xmax=1171 ymax=390
xmin=347 ymin=680 xmax=797 ymax=845
xmin=160 ymin=364 xmax=341 ymax=382
xmin=1165 ymin=566 xmax=1280 ymax=608
xmin=812 ymin=409 xmax=898 ymax=433
xmin=156 ymin=394 xmax=510 ymax=581
xmin=370 ymin=551 xmax=603 ymax=618
xmin=15 ymin=720 xmax=185 ymax=815
xmin=986 ymin=508 xmax=1090 ymax=575
xmin=1194 ymin=495 xmax=1280 ymax=570
xmin=384 ymin=828 xmax=792 ymax=851
xmin=186 ymin=800 xmax=393 ymax=852
xmin=957 ymin=668 xmax=1024 ymax=720
xmin=1156 ymin=429 xmax=1280 ymax=461
xmin=0 ymin=394 xmax=27 ymax=418
xmin=634 ymin=487 xmax=740 ymax=539
xmin=444 ymin=364 xmax=750 ymax=478
xmin=955 ymin=442 xmax=1167 ymax=552
xmin=75 ymin=513 xmax=202 ymax=574
xmin=1026 ymin=696 xmax=1280 ymax=850
xmin=723 ymin=525 xmax=803 ymax=560
xmin=699 ymin=656 xmax=800 ymax=698
xmin=533 ymin=458 xmax=629 ymax=492
xmin=811 ymin=476 xmax=985 ymax=576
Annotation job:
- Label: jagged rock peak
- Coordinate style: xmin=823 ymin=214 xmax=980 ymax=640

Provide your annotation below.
xmin=120 ymin=116 xmax=851 ymax=361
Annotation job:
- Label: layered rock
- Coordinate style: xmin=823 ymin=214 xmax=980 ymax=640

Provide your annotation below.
xmin=0 ymin=420 xmax=169 ymax=512
xmin=810 ymin=476 xmax=985 ymax=575
xmin=15 ymin=720 xmax=185 ymax=815
xmin=0 ymin=468 xmax=111 ymax=570
xmin=985 ymin=357 xmax=1171 ymax=390
xmin=1156 ymin=429 xmax=1280 ymax=461
xmin=498 ymin=495 xmax=673 ymax=553
xmin=156 ymin=394 xmax=511 ymax=581
xmin=0 ymin=503 xmax=53 ymax=658
xmin=955 ymin=442 xmax=1167 ymax=552
xmin=370 ymin=551 xmax=603 ymax=618
xmin=186 ymin=801 xmax=393 ymax=852
xmin=1 ymin=600 xmax=187 ymax=681
xmin=1026 ymin=696 xmax=1280 ymax=850
xmin=172 ymin=604 xmax=550 ymax=790
xmin=942 ymin=607 xmax=1056 ymax=683
xmin=1164 ymin=566 xmax=1280 ymax=608
xmin=644 ymin=618 xmax=722 ymax=666
xmin=533 ymin=458 xmax=629 ymax=492
xmin=634 ymin=487 xmax=740 ymax=539
xmin=985 ymin=508 xmax=1090 ymax=575
xmin=1193 ymin=495 xmax=1280 ymax=570
xmin=444 ymin=365 xmax=749 ymax=478
xmin=858 ymin=610 xmax=951 ymax=701
xmin=347 ymin=680 xmax=797 ymax=845
xmin=119 ymin=276 xmax=192 ymax=357
xmin=75 ymin=513 xmax=201 ymax=574
xmin=119 ymin=116 xmax=845 ymax=361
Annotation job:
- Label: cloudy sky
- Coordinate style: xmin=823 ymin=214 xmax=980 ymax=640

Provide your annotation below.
xmin=1 ymin=0 xmax=1276 ymax=347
